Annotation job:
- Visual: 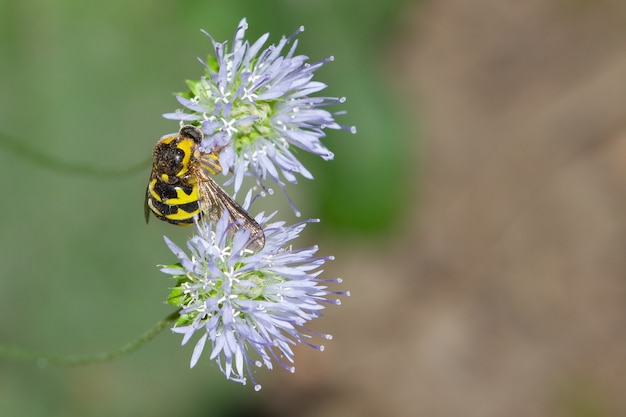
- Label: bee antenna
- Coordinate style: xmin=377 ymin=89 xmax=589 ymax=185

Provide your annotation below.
xmin=179 ymin=125 xmax=203 ymax=144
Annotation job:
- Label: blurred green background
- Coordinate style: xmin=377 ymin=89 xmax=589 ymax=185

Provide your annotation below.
xmin=0 ymin=0 xmax=410 ymax=416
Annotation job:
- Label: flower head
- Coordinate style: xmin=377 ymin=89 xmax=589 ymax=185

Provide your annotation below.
xmin=163 ymin=18 xmax=355 ymax=214
xmin=160 ymin=210 xmax=347 ymax=390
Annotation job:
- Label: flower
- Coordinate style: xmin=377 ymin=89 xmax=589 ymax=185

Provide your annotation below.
xmin=163 ymin=18 xmax=355 ymax=215
xmin=160 ymin=210 xmax=347 ymax=390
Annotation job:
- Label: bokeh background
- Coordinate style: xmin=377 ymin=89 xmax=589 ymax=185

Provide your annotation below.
xmin=1 ymin=0 xmax=626 ymax=416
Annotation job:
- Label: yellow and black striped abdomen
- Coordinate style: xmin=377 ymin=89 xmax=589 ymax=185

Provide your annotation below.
xmin=146 ymin=177 xmax=201 ymax=225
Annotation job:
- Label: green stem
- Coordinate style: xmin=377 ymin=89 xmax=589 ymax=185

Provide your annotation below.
xmin=0 ymin=132 xmax=150 ymax=178
xmin=0 ymin=310 xmax=180 ymax=367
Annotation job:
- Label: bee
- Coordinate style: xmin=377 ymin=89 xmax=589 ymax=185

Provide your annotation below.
xmin=145 ymin=125 xmax=265 ymax=251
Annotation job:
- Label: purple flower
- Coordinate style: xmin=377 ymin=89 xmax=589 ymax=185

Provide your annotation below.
xmin=160 ymin=209 xmax=348 ymax=390
xmin=163 ymin=18 xmax=355 ymax=214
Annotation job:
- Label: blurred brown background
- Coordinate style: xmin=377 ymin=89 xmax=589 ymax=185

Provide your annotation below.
xmin=261 ymin=1 xmax=626 ymax=416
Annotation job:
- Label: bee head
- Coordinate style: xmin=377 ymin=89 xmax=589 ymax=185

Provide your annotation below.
xmin=178 ymin=125 xmax=203 ymax=144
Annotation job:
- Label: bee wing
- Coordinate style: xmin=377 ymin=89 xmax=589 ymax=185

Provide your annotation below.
xmin=196 ymin=172 xmax=265 ymax=251
xmin=144 ymin=174 xmax=153 ymax=224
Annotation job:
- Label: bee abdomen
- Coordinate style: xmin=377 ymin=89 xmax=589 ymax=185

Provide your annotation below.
xmin=148 ymin=197 xmax=200 ymax=225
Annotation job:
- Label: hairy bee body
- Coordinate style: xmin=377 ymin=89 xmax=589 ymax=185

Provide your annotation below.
xmin=145 ymin=125 xmax=265 ymax=250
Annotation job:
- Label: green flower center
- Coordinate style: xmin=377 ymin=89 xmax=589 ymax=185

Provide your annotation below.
xmin=233 ymin=270 xmax=267 ymax=300
xmin=182 ymin=66 xmax=281 ymax=153
xmin=231 ymin=102 xmax=274 ymax=152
